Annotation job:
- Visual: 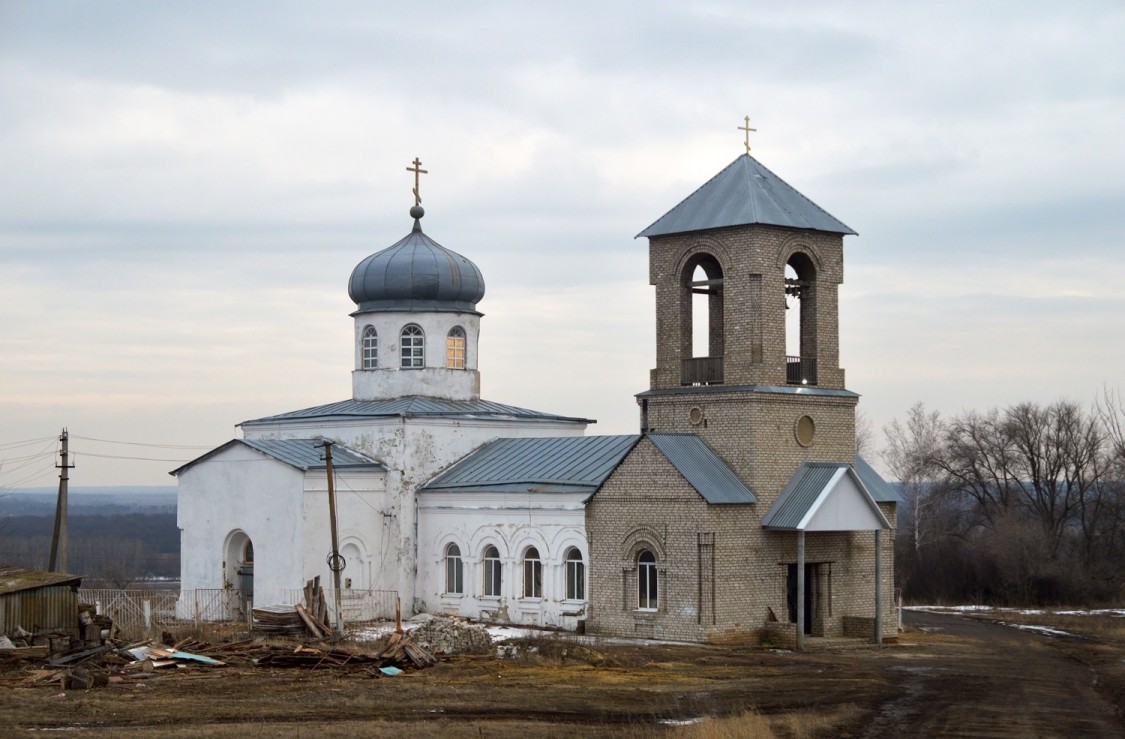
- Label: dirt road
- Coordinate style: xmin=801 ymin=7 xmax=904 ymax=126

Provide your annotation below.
xmin=864 ymin=611 xmax=1125 ymax=737
xmin=1 ymin=612 xmax=1123 ymax=736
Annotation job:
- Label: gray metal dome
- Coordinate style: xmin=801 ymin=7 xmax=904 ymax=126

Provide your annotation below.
xmin=349 ymin=210 xmax=485 ymax=314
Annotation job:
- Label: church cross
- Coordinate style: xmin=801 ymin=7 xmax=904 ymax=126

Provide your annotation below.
xmin=739 ymin=115 xmax=757 ymax=154
xmin=406 ymin=157 xmax=428 ymax=205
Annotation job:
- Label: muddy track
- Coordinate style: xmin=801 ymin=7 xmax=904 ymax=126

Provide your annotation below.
xmin=857 ymin=611 xmax=1125 ymax=737
xmin=3 ymin=615 xmax=1124 ymax=737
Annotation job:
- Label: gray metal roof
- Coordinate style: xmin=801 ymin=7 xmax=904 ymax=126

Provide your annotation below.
xmin=421 ymin=435 xmax=641 ymax=495
xmin=171 ymin=438 xmax=384 ymax=477
xmin=855 ymin=455 xmax=900 ymax=503
xmin=241 ymin=396 xmax=593 ymax=427
xmin=648 ymin=433 xmax=757 ymax=504
xmin=349 ymin=212 xmax=485 ymax=315
xmin=637 ymin=154 xmax=856 ymax=238
xmin=762 ymin=462 xmax=891 ymax=530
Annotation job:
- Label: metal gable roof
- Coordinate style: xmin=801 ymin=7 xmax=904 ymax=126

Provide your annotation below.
xmin=240 ymin=396 xmax=593 ymax=427
xmin=170 ymin=438 xmax=384 ymax=477
xmin=762 ymin=462 xmax=891 ymax=531
xmin=855 ymin=455 xmax=900 ymax=503
xmin=637 ymin=154 xmax=856 ymax=238
xmin=648 ymin=433 xmax=757 ymax=505
xmin=421 ymin=435 xmax=641 ymax=494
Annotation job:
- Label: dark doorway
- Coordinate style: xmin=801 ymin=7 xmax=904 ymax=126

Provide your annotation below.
xmin=787 ymin=563 xmax=815 ymax=634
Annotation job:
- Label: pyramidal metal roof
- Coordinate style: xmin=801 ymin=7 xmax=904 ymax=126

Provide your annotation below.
xmin=637 ymin=154 xmax=856 ymax=238
xmin=170 ymin=437 xmax=384 ymax=477
xmin=240 ymin=396 xmax=593 ymax=427
xmin=648 ymin=433 xmax=757 ymax=504
xmin=421 ymin=435 xmax=642 ymax=495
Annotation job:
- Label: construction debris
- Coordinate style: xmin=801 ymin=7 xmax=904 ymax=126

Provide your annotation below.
xmin=409 ymin=616 xmax=493 ymax=656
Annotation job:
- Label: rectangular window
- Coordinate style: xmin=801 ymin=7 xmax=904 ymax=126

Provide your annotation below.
xmin=523 ymin=558 xmax=542 ymax=598
xmin=484 ymin=555 xmax=502 ymax=597
xmin=446 ymin=334 xmax=466 ymax=369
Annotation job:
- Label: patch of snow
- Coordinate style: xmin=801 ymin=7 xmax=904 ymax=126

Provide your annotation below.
xmin=1011 ymin=624 xmax=1075 ymax=638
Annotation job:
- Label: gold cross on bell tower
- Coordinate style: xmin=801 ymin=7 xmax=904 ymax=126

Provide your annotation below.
xmin=738 ymin=115 xmax=757 ymax=154
xmin=406 ymin=157 xmax=428 ymax=205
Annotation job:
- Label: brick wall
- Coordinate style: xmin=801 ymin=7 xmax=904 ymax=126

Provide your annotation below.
xmin=585 ymin=437 xmax=897 ymax=643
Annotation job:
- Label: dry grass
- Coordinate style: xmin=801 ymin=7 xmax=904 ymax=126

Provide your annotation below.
xmin=957 ymin=608 xmax=1125 ymax=641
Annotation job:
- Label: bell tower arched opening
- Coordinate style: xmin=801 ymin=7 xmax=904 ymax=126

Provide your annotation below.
xmin=785 ymin=252 xmax=817 ymax=385
xmin=681 ymin=253 xmax=724 ymax=385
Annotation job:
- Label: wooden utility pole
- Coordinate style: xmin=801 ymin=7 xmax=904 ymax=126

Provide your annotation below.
xmin=49 ymin=428 xmax=74 ymax=572
xmin=317 ymin=440 xmax=345 ymax=636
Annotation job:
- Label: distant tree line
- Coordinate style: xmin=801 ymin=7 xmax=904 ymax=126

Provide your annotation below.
xmin=885 ymin=394 xmax=1125 ymax=605
xmin=0 ymin=512 xmax=179 ymax=587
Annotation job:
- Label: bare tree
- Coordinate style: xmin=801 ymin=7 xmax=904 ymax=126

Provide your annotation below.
xmin=882 ymin=402 xmax=944 ymax=557
xmin=855 ymin=408 xmax=874 ymax=459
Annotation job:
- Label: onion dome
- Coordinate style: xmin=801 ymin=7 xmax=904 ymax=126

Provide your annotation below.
xmin=349 ymin=205 xmax=486 ymax=314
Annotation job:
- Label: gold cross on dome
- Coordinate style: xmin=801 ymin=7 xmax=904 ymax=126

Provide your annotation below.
xmin=739 ymin=115 xmax=757 ymax=154
xmin=406 ymin=157 xmax=428 ymax=205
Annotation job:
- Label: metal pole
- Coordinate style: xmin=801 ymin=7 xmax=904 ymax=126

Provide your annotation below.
xmin=49 ymin=428 xmax=74 ymax=572
xmin=796 ymin=530 xmax=805 ymax=651
xmin=874 ymin=528 xmax=883 ymax=647
xmin=320 ymin=441 xmax=345 ymax=636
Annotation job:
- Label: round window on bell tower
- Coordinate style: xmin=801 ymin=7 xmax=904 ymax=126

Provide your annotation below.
xmin=795 ymin=415 xmax=816 ymax=447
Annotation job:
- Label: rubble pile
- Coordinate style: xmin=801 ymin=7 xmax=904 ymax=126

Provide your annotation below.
xmin=409 ymin=616 xmax=493 ymax=655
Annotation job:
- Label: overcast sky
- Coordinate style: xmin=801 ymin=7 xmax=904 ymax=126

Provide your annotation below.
xmin=1 ymin=1 xmax=1122 ymax=488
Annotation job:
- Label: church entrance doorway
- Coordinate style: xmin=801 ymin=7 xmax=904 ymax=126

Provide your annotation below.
xmin=224 ymin=531 xmax=254 ymax=618
xmin=787 ymin=562 xmax=815 ymax=635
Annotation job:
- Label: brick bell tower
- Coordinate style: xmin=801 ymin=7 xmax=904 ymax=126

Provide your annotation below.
xmin=636 ymin=130 xmax=860 ymax=506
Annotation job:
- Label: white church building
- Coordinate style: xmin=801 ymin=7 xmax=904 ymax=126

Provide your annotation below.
xmin=176 ymin=148 xmax=898 ymax=644
xmin=174 ymin=198 xmax=609 ymax=628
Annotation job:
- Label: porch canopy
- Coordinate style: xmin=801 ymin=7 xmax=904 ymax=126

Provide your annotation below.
xmin=761 ymin=462 xmax=892 ymax=649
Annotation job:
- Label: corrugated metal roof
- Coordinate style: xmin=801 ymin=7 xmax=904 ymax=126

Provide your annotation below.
xmin=241 ymin=396 xmax=593 ymax=426
xmin=855 ymin=455 xmax=900 ymax=503
xmin=637 ymin=154 xmax=856 ymax=238
xmin=762 ymin=462 xmax=892 ymax=530
xmin=0 ymin=566 xmax=82 ymax=596
xmin=762 ymin=463 xmax=844 ymax=529
xmin=171 ymin=438 xmax=384 ymax=477
xmin=421 ymin=435 xmax=641 ymax=494
xmin=648 ymin=433 xmax=757 ymax=505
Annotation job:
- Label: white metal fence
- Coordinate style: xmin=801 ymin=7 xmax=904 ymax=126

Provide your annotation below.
xmin=77 ymin=588 xmax=399 ymax=631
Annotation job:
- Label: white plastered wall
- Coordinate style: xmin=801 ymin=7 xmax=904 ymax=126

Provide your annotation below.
xmin=416 ymin=490 xmax=590 ymax=630
xmin=352 ymin=311 xmax=481 ymax=401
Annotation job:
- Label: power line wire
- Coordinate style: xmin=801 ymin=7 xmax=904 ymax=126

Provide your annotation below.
xmin=69 ymin=435 xmax=213 ymax=450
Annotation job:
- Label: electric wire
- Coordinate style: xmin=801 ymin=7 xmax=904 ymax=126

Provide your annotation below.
xmin=69 ymin=435 xmax=213 ymax=450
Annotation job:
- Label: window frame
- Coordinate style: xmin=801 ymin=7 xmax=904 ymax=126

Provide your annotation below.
xmin=361 ymin=326 xmax=378 ymax=369
xmin=400 ymin=324 xmax=425 ymax=369
xmin=444 ymin=543 xmax=463 ymax=596
xmin=522 ymin=546 xmax=543 ymax=599
xmin=446 ymin=326 xmax=466 ymax=369
xmin=482 ymin=545 xmax=502 ymax=598
xmin=564 ymin=547 xmax=585 ymax=601
xmin=637 ymin=549 xmax=658 ymax=611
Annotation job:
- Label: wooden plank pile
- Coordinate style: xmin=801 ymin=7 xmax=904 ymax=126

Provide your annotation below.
xmin=251 ymin=577 xmax=334 ymax=638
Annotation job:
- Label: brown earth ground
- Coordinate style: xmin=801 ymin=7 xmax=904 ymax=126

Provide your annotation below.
xmin=2 ymin=610 xmax=1124 ymax=738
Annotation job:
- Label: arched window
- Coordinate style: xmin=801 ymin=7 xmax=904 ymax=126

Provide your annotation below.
xmin=483 ymin=545 xmax=502 ymax=597
xmin=523 ymin=547 xmax=542 ymax=598
xmin=565 ymin=547 xmax=585 ymax=600
xmin=361 ymin=326 xmax=378 ymax=369
xmin=785 ymin=252 xmax=817 ymax=385
xmin=446 ymin=326 xmax=466 ymax=369
xmin=681 ymin=253 xmax=724 ymax=385
xmin=401 ymin=324 xmax=424 ymax=368
xmin=444 ymin=543 xmax=463 ymax=595
xmin=242 ymin=540 xmax=254 ymax=565
xmin=637 ymin=549 xmax=658 ymax=610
